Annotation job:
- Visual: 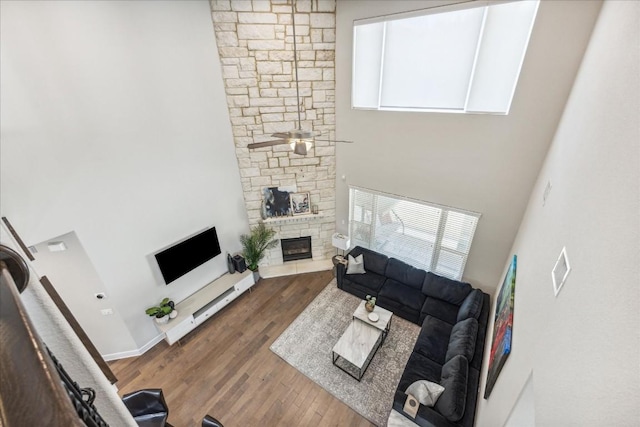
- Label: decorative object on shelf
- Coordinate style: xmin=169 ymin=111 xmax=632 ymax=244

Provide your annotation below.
xmin=312 ymin=204 xmax=319 ymax=214
xmin=169 ymin=309 xmax=178 ymax=319
xmin=240 ymin=222 xmax=278 ymax=281
xmin=263 ymin=186 xmax=294 ymax=218
xmin=332 ymin=233 xmax=351 ymax=256
xmin=368 ymin=312 xmax=379 ymax=322
xmin=232 ymin=254 xmax=247 ymax=273
xmin=290 ymin=192 xmax=311 ymax=215
xmin=145 ymin=297 xmax=175 ymax=324
xmin=226 ymin=253 xmax=235 ymax=274
xmin=365 ymin=295 xmax=376 ymax=312
xmin=260 ymin=199 xmax=267 ymax=220
xmin=484 ymin=254 xmax=517 ymax=398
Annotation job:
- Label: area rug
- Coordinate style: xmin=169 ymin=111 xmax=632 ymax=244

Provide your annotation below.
xmin=270 ymin=280 xmax=420 ymax=426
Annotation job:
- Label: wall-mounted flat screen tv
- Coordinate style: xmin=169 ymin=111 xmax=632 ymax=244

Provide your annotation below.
xmin=154 ymin=227 xmax=221 ymax=285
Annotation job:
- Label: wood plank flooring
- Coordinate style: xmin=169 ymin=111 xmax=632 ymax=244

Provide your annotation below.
xmin=109 ymin=271 xmax=376 ymax=427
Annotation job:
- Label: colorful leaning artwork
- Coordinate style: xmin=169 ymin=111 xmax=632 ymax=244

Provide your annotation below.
xmin=484 ymin=254 xmax=517 ymax=398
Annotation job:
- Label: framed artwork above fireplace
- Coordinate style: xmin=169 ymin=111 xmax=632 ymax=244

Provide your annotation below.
xmin=290 ymin=192 xmax=310 ymax=215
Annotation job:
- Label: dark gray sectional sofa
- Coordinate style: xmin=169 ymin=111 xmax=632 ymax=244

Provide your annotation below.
xmin=336 ymin=246 xmax=490 ymax=427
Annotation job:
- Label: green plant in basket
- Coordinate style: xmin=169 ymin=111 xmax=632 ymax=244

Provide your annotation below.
xmin=145 ymin=298 xmax=174 ymax=318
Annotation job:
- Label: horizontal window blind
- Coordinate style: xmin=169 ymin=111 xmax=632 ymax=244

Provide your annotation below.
xmin=348 ymin=187 xmax=480 ymax=281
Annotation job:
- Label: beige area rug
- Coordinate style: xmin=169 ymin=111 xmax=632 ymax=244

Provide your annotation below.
xmin=270 ymin=280 xmax=420 ymax=426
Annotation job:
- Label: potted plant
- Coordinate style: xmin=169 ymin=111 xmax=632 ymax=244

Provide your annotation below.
xmin=365 ymin=295 xmax=376 ymax=312
xmin=145 ymin=298 xmax=176 ymax=324
xmin=240 ymin=222 xmax=278 ymax=282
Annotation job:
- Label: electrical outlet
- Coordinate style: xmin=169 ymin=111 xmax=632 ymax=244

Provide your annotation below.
xmin=101 ymin=308 xmax=114 ymax=316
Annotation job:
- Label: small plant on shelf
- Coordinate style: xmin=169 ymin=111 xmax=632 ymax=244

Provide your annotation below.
xmin=365 ymin=295 xmax=376 ymax=312
xmin=145 ymin=298 xmax=175 ymax=324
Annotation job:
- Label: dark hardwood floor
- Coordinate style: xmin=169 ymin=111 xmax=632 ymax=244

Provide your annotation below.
xmin=109 ymin=270 xmax=375 ymax=427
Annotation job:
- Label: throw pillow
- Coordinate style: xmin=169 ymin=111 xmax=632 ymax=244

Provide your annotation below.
xmin=405 ymin=380 xmax=445 ymax=407
xmin=346 ymin=254 xmax=366 ymax=274
xmin=457 ymin=289 xmax=483 ymax=322
xmin=445 ymin=317 xmax=478 ymax=363
xmin=435 ymin=355 xmax=468 ymax=422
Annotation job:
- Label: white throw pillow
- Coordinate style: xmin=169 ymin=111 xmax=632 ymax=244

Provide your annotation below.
xmin=406 ymin=380 xmax=445 ymax=407
xmin=346 ymin=254 xmax=366 ymax=274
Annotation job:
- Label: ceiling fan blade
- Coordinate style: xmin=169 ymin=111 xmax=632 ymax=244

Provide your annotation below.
xmin=315 ymin=138 xmax=355 ymax=143
xmin=248 ymin=139 xmax=288 ymax=149
xmin=271 ymin=132 xmax=292 ymax=139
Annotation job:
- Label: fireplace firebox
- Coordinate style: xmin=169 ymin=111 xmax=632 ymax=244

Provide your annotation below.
xmin=281 ymin=236 xmax=312 ymax=262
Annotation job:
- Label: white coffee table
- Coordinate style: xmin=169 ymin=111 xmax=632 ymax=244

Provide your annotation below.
xmin=331 ymin=301 xmax=394 ymax=381
xmin=353 ymin=301 xmax=393 ymax=342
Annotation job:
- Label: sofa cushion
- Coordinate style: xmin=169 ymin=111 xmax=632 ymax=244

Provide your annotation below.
xmin=405 ymin=380 xmax=444 ymax=407
xmin=379 ymin=279 xmax=426 ymax=311
xmin=457 ymin=289 xmax=484 ymax=322
xmin=397 ymin=351 xmax=443 ymax=392
xmin=445 ymin=318 xmax=478 ymax=363
xmin=435 ymin=355 xmax=468 ymax=422
xmin=385 ymin=258 xmax=426 ymax=290
xmin=422 ymin=272 xmax=472 ymax=305
xmin=346 ymin=254 xmax=366 ymax=274
xmin=348 ymin=246 xmax=389 ymax=276
xmin=342 ymin=271 xmax=386 ymax=297
xmin=420 ymin=297 xmax=460 ymax=325
xmin=414 ymin=316 xmax=453 ymax=364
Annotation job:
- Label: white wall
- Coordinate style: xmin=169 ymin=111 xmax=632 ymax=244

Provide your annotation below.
xmin=32 ymin=231 xmax=138 ymax=358
xmin=0 ymin=1 xmax=249 ymax=352
xmin=476 ymin=1 xmax=640 ymax=425
xmin=335 ymin=0 xmax=603 ymax=292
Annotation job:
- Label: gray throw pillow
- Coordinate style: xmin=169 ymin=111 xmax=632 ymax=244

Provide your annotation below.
xmin=435 ymin=355 xmax=468 ymax=422
xmin=346 ymin=254 xmax=366 ymax=274
xmin=445 ymin=317 xmax=478 ymax=363
xmin=405 ymin=380 xmax=445 ymax=407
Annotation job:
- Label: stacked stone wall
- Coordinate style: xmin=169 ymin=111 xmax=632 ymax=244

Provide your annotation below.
xmin=210 ymin=0 xmax=336 ymax=265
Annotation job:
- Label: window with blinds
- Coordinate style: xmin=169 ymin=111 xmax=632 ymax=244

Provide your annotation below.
xmin=352 ymin=0 xmax=540 ymax=114
xmin=348 ymin=187 xmax=480 ymax=280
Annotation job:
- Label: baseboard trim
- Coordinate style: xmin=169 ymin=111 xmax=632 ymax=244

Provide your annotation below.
xmin=101 ymin=333 xmax=165 ymax=361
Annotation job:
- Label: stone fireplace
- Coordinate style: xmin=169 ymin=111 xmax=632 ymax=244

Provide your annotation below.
xmin=210 ymin=0 xmax=337 ymax=273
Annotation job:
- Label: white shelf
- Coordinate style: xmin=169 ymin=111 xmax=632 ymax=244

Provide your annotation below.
xmin=156 ymin=270 xmax=254 ymax=345
xmin=262 ymin=212 xmax=325 ymax=225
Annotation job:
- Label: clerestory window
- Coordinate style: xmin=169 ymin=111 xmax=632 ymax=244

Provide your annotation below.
xmin=348 ymin=187 xmax=481 ymax=281
xmin=352 ymin=0 xmax=540 ymax=114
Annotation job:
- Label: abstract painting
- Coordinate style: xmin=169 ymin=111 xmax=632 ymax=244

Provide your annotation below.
xmin=262 ymin=186 xmax=294 ymax=217
xmin=484 ymin=254 xmax=517 ymax=398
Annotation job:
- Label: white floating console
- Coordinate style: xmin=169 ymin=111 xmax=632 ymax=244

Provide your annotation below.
xmin=156 ymin=270 xmax=254 ymax=345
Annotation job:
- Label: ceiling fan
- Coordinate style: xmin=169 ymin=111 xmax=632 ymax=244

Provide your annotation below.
xmin=247 ymin=0 xmax=352 ymax=156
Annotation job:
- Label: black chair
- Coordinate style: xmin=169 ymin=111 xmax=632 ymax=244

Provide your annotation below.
xmin=122 ymin=389 xmax=171 ymax=427
xmin=202 ymin=415 xmax=224 ymax=427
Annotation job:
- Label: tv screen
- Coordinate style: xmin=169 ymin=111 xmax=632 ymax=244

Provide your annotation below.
xmin=154 ymin=227 xmax=221 ymax=285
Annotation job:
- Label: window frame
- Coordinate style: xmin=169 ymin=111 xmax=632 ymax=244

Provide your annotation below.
xmin=348 ymin=186 xmax=481 ymax=281
xmin=351 ymin=0 xmax=539 ymax=115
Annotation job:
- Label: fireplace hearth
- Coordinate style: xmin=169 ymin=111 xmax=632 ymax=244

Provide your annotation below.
xmin=281 ymin=236 xmax=312 ymax=262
